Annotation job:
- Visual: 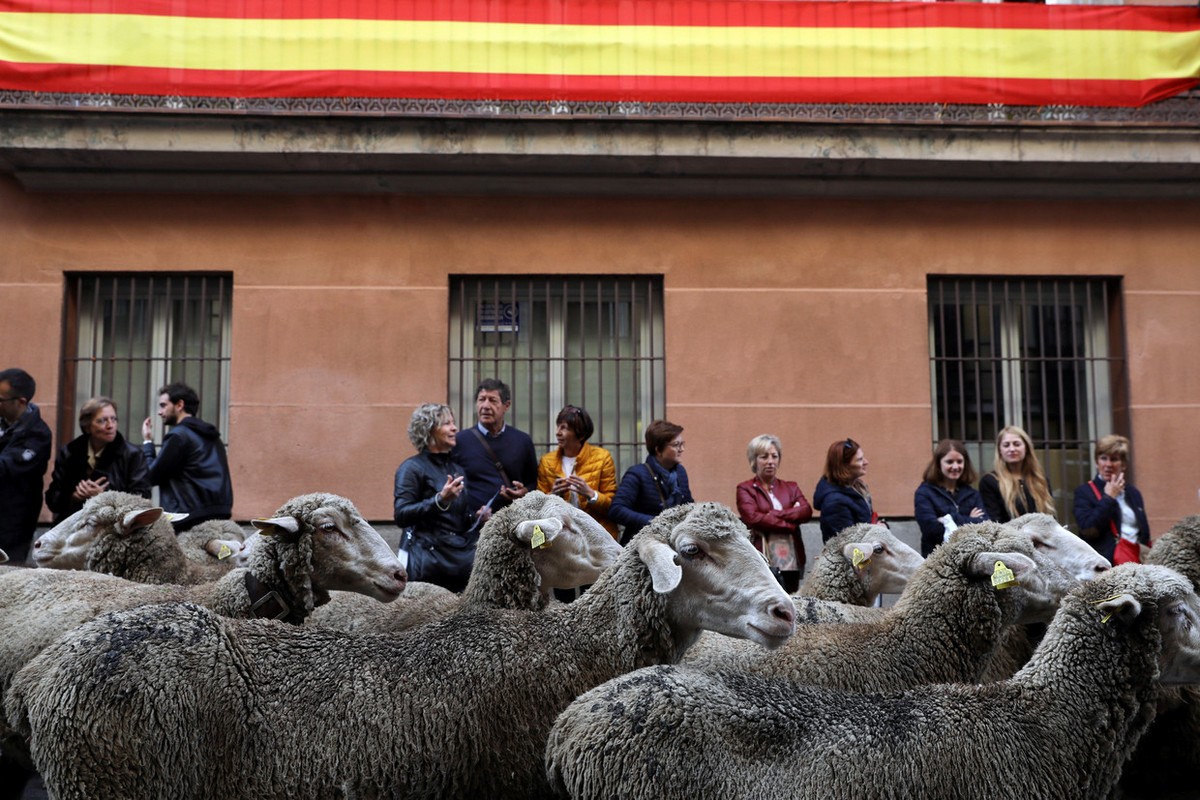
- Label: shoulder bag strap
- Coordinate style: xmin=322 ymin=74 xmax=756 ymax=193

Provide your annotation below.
xmin=643 ymin=463 xmax=667 ymax=508
xmin=469 ymin=428 xmax=512 ymax=486
xmin=1088 ymin=480 xmax=1120 ymax=540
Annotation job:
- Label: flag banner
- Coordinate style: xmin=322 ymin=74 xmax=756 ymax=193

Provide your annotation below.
xmin=1 ymin=0 xmax=1197 ymax=107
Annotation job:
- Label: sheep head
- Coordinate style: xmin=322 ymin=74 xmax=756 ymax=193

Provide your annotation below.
xmin=1008 ymin=512 xmax=1110 ymax=581
xmin=834 ymin=523 xmax=925 ymax=602
xmin=634 ymin=502 xmax=796 ymax=650
xmin=32 ymin=491 xmax=164 ymax=570
xmin=1081 ymin=564 xmax=1200 ymax=687
xmin=513 ymin=493 xmax=623 ymax=591
xmin=250 ymin=493 xmax=406 ymax=611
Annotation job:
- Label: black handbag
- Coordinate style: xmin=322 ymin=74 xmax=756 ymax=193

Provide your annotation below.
xmin=403 ymin=529 xmax=477 ymax=585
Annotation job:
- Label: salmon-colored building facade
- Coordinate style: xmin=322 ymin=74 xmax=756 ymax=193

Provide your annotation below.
xmin=3 ymin=110 xmax=1199 ymax=535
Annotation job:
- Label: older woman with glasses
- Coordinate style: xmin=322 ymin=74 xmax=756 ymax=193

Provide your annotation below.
xmin=813 ymin=437 xmax=877 ymax=542
xmin=610 ymin=419 xmax=693 ymax=545
xmin=45 ymin=396 xmax=151 ymax=523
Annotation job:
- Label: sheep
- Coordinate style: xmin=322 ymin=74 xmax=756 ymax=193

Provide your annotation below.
xmin=683 ymin=522 xmax=1075 ymax=691
xmin=687 ymin=524 xmax=923 ymax=663
xmin=799 ymin=522 xmax=924 ymax=605
xmin=545 ymin=563 xmax=1200 ymax=800
xmin=8 ymin=502 xmax=795 ymax=800
xmin=0 ymin=493 xmax=405 ymax=771
xmin=1118 ymin=515 xmax=1200 ymax=800
xmin=31 ymin=491 xmax=245 ymax=584
xmin=307 ymin=491 xmax=624 ymax=633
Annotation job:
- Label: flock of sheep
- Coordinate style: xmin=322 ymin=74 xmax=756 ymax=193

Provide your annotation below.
xmin=0 ymin=489 xmax=1197 ymax=799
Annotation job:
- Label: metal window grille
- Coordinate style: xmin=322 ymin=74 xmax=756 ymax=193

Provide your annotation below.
xmin=928 ymin=276 xmax=1126 ymax=525
xmin=449 ymin=276 xmax=666 ymax=477
xmin=60 ymin=274 xmax=233 ymax=444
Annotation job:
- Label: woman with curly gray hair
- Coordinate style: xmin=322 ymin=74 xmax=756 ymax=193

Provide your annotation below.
xmin=393 ymin=403 xmax=475 ymax=591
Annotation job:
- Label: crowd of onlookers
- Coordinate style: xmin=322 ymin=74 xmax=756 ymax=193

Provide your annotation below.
xmin=0 ymin=367 xmax=233 ymax=565
xmin=393 ymin=378 xmax=1152 ymax=594
xmin=1 ymin=367 xmax=1148 ymax=585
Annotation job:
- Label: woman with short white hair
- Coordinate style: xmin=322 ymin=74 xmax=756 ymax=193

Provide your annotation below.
xmin=735 ymin=434 xmax=812 ymax=592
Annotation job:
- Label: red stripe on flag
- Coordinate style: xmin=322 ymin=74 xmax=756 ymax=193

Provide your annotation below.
xmin=2 ymin=0 xmax=1198 ymax=32
xmin=3 ymin=61 xmax=1193 ymax=107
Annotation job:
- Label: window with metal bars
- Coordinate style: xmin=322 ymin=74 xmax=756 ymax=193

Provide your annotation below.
xmin=60 ymin=274 xmax=232 ymax=445
xmin=928 ymin=276 xmax=1126 ymax=525
xmin=449 ymin=277 xmax=665 ymax=478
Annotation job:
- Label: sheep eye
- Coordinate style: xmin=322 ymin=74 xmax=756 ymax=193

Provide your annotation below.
xmin=320 ymin=522 xmax=338 ymax=533
xmin=873 ymin=544 xmax=884 ymax=555
xmin=679 ymin=543 xmax=703 ymax=560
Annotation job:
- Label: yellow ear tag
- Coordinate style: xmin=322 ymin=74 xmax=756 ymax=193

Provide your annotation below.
xmin=217 ymin=544 xmax=233 ymax=560
xmin=852 ymin=548 xmax=869 ymax=568
xmin=991 ymin=560 xmax=1017 ymax=590
xmin=530 ymin=524 xmax=548 ymax=550
xmin=1092 ymin=593 xmax=1125 ymax=624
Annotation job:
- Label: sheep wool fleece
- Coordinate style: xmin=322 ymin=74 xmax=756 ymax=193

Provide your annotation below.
xmin=547 ymin=564 xmax=1190 ymax=800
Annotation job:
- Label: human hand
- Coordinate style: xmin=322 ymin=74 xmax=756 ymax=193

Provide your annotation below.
xmin=500 ymin=480 xmax=528 ymax=500
xmin=475 ymin=505 xmax=493 ymax=523
xmin=551 ymin=477 xmax=571 ymax=497
xmin=1105 ymin=472 xmax=1125 ymax=498
xmin=566 ymin=475 xmax=593 ymax=498
xmin=969 ymin=507 xmax=985 ymax=520
xmin=141 ymin=417 xmax=153 ymax=441
xmin=439 ymin=474 xmax=465 ymax=503
xmin=72 ymin=477 xmax=109 ymax=501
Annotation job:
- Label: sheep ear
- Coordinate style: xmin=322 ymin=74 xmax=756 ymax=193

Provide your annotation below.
xmin=637 ymin=538 xmax=683 ymax=594
xmin=122 ymin=507 xmax=165 ymax=532
xmin=842 ymin=542 xmax=873 ymax=571
xmin=515 ymin=518 xmax=564 ymax=548
xmin=162 ymin=512 xmax=189 ymax=524
xmin=969 ymin=552 xmax=1037 ymax=583
xmin=0 ymin=548 xmax=8 ymax=564
xmin=252 ymin=516 xmax=301 ymax=536
xmin=1095 ymin=593 xmax=1142 ymax=625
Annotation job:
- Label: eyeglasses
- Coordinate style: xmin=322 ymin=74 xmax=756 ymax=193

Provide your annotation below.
xmin=842 ymin=438 xmax=856 ymax=450
xmin=0 ymin=396 xmax=19 ymax=404
xmin=669 ymin=440 xmax=686 ymax=450
xmin=92 ymin=416 xmax=119 ymax=426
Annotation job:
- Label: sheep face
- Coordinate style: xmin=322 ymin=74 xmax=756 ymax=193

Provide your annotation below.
xmin=514 ymin=496 xmax=623 ymax=591
xmin=836 ymin=524 xmax=924 ymax=599
xmin=32 ymin=491 xmax=160 ymax=569
xmin=1008 ymin=512 xmax=1111 ymax=581
xmin=639 ymin=503 xmax=795 ymax=649
xmin=1090 ymin=564 xmax=1200 ymax=687
xmin=252 ymin=495 xmax=406 ymax=601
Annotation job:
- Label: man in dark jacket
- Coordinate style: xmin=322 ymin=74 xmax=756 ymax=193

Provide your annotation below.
xmin=141 ymin=381 xmax=233 ymax=531
xmin=0 ymin=367 xmax=53 ymax=563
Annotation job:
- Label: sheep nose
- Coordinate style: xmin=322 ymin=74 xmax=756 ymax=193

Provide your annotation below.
xmin=769 ymin=601 xmax=795 ymax=627
xmin=394 ymin=567 xmax=408 ymax=586
xmin=33 ymin=538 xmax=42 ymax=551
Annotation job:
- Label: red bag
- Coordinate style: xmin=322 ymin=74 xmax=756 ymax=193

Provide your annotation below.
xmin=1113 ymin=537 xmax=1140 ymax=565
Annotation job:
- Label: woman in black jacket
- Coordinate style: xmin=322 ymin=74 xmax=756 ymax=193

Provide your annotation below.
xmin=45 ymin=396 xmax=151 ymax=523
xmin=394 ymin=403 xmax=474 ymax=591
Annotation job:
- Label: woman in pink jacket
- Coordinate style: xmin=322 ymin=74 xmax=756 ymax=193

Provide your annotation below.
xmin=735 ymin=433 xmax=813 ymax=592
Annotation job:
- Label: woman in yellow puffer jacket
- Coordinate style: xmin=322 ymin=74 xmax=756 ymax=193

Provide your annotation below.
xmin=537 ymin=405 xmax=619 ymax=540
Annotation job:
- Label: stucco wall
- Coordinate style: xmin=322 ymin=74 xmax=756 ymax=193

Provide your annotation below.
xmin=3 ymin=177 xmax=1198 ymax=533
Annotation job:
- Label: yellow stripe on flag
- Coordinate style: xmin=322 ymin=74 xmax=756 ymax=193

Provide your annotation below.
xmin=1 ymin=12 xmax=1198 ymax=81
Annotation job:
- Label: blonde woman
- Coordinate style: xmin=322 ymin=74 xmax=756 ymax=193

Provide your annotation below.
xmin=978 ymin=425 xmax=1054 ymax=524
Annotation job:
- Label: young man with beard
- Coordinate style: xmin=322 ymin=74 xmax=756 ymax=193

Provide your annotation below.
xmin=141 ymin=381 xmax=233 ymax=531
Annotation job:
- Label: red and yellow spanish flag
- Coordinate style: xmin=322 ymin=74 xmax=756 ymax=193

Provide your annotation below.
xmin=1 ymin=0 xmax=1198 ymax=107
